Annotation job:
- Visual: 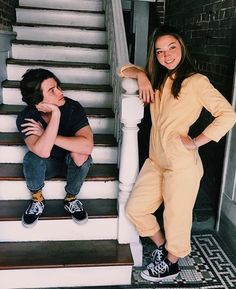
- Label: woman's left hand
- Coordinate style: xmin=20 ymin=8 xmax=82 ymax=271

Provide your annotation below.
xmin=179 ymin=135 xmax=197 ymax=150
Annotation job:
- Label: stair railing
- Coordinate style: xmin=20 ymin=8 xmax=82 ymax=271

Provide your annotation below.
xmin=104 ymin=0 xmax=144 ymax=266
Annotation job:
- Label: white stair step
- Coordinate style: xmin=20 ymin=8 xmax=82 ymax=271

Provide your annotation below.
xmin=19 ymin=0 xmax=103 ymax=11
xmin=0 ymin=218 xmax=118 ymax=242
xmin=7 ymin=63 xmax=110 ymax=84
xmin=0 ymin=115 xmax=114 ymax=134
xmin=3 ymin=86 xmax=112 ymax=108
xmin=0 ymin=265 xmax=132 ymax=289
xmin=0 ymin=199 xmax=118 ymax=241
xmin=0 ymin=180 xmax=118 ymax=200
xmin=13 ymin=24 xmax=107 ymax=44
xmin=12 ymin=42 xmax=108 ymax=63
xmin=16 ymin=8 xmax=105 ymax=28
xmin=0 ymin=145 xmax=118 ymax=164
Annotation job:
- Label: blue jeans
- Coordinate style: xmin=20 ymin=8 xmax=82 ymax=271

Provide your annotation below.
xmin=23 ymin=151 xmax=92 ymax=196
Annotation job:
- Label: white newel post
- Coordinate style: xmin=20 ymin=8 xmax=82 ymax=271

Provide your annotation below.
xmin=118 ymin=78 xmax=144 ymax=266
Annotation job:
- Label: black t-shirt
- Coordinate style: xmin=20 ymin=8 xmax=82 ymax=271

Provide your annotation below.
xmin=16 ymin=97 xmax=89 ymax=159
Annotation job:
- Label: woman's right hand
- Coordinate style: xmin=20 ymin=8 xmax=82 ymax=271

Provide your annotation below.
xmin=137 ymin=71 xmax=155 ymax=103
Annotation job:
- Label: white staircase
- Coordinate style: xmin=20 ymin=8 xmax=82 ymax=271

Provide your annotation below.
xmin=0 ymin=0 xmax=134 ymax=288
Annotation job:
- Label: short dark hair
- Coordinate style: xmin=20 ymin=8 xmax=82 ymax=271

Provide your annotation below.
xmin=20 ymin=68 xmax=61 ymax=106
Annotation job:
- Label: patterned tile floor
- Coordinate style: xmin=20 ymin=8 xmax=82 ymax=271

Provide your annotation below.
xmin=130 ymin=232 xmax=236 ymax=288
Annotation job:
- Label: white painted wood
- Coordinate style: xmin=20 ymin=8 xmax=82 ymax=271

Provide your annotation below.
xmin=14 ymin=25 xmax=107 ymax=45
xmin=0 ymin=1 xmax=135 ymax=285
xmin=3 ymin=87 xmax=112 ymax=108
xmin=12 ymin=44 xmax=108 ymax=63
xmin=216 ymin=61 xmax=236 ymax=231
xmin=7 ymin=65 xmax=110 ymax=84
xmin=0 ymin=115 xmax=114 ymax=134
xmin=16 ymin=8 xmax=105 ymax=28
xmin=2 ymin=87 xmax=107 ymax=106
xmin=130 ymin=241 xmax=143 ymax=267
xmin=19 ymin=0 xmax=104 ymax=12
xmin=0 ymin=265 xmax=131 ymax=289
xmin=0 ymin=180 xmax=118 ymax=200
xmin=0 ymin=145 xmax=117 ymax=164
xmin=117 ymin=79 xmax=144 ymax=266
xmin=0 ymin=218 xmax=118 ymax=242
xmin=0 ymin=31 xmax=16 ymax=95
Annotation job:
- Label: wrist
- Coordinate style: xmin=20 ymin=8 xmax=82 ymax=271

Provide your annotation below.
xmin=192 ymin=138 xmax=198 ymax=149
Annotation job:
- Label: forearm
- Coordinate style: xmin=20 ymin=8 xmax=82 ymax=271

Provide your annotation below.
xmin=29 ymin=111 xmax=60 ymax=157
xmin=120 ymin=66 xmax=146 ymax=79
xmin=55 ymin=135 xmax=93 ymax=155
xmin=193 ymin=133 xmax=211 ymax=148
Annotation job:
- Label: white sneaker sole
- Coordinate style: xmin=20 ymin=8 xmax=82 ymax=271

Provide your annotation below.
xmin=140 ymin=271 xmax=179 ymax=282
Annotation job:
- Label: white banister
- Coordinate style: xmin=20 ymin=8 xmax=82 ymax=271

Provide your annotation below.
xmin=104 ymin=0 xmax=144 ymax=266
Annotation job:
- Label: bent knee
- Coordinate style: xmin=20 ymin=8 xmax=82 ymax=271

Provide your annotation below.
xmin=70 ymin=152 xmax=89 ymax=167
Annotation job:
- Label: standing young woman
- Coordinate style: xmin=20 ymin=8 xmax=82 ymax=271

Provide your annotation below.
xmin=119 ymin=25 xmax=236 ymax=282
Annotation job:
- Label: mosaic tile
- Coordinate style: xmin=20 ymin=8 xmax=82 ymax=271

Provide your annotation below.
xmin=129 ymin=233 xmax=236 ymax=288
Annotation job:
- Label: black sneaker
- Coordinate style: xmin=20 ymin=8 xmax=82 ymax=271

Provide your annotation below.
xmin=147 ymin=244 xmax=168 ymax=269
xmin=64 ymin=199 xmax=88 ymax=224
xmin=22 ymin=200 xmax=45 ymax=228
xmin=141 ymin=258 xmax=179 ymax=282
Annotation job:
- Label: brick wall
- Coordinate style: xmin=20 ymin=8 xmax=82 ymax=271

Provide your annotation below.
xmin=0 ymin=0 xmax=18 ymax=31
xmin=165 ymin=0 xmax=236 ymax=101
xmin=149 ymin=0 xmax=236 ymax=210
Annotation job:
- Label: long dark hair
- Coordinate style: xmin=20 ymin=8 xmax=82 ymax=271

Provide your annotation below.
xmin=146 ymin=25 xmax=197 ymax=98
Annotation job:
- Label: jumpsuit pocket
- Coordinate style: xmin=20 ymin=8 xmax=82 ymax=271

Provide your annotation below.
xmin=177 ymin=136 xmax=199 ymax=164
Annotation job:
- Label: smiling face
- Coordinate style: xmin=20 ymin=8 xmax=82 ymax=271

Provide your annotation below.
xmin=155 ymin=35 xmax=182 ymax=70
xmin=40 ymin=77 xmax=65 ymax=107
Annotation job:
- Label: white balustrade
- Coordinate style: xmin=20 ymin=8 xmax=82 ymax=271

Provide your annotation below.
xmin=104 ymin=0 xmax=144 ymax=266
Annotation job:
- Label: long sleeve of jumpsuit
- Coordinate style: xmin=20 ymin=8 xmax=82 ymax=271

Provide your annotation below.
xmin=120 ymin=65 xmax=236 ymax=258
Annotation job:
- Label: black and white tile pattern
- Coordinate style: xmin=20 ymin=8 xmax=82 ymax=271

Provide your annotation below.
xmin=131 ymin=233 xmax=236 ymax=288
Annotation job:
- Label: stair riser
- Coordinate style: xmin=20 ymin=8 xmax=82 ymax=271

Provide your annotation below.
xmin=0 ymin=219 xmax=118 ymax=242
xmin=14 ymin=26 xmax=107 ymax=45
xmin=0 ymin=115 xmax=114 ymax=134
xmin=16 ymin=9 xmax=105 ymax=28
xmin=3 ymin=88 xmax=112 ymax=108
xmin=12 ymin=44 xmax=108 ymax=64
xmin=0 ymin=146 xmax=117 ymax=164
xmin=7 ymin=65 xmax=110 ymax=84
xmin=19 ymin=0 xmax=103 ymax=12
xmin=0 ymin=180 xmax=118 ymax=200
xmin=0 ymin=266 xmax=131 ymax=289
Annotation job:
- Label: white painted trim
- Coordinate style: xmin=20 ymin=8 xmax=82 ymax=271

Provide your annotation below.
xmin=0 ymin=265 xmax=132 ymax=289
xmin=0 ymin=180 xmax=118 ymax=200
xmin=216 ymin=60 xmax=236 ymax=231
xmin=0 ymin=145 xmax=118 ymax=164
xmin=0 ymin=218 xmax=118 ymax=242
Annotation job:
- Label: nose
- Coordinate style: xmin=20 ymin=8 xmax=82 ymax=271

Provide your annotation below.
xmin=163 ymin=50 xmax=170 ymax=57
xmin=55 ymin=87 xmax=63 ymax=95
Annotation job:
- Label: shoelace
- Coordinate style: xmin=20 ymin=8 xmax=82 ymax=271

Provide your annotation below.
xmin=151 ymin=260 xmax=169 ymax=275
xmin=27 ymin=201 xmax=44 ymax=215
xmin=152 ymin=247 xmax=164 ymax=262
xmin=147 ymin=247 xmax=165 ymax=269
xmin=68 ymin=200 xmax=83 ymax=213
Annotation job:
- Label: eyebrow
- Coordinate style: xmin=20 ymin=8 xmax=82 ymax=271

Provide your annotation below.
xmin=47 ymin=85 xmax=56 ymax=92
xmin=155 ymin=41 xmax=176 ymax=50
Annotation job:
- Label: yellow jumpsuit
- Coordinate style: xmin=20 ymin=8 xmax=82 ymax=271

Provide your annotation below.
xmin=120 ymin=65 xmax=236 ymax=258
